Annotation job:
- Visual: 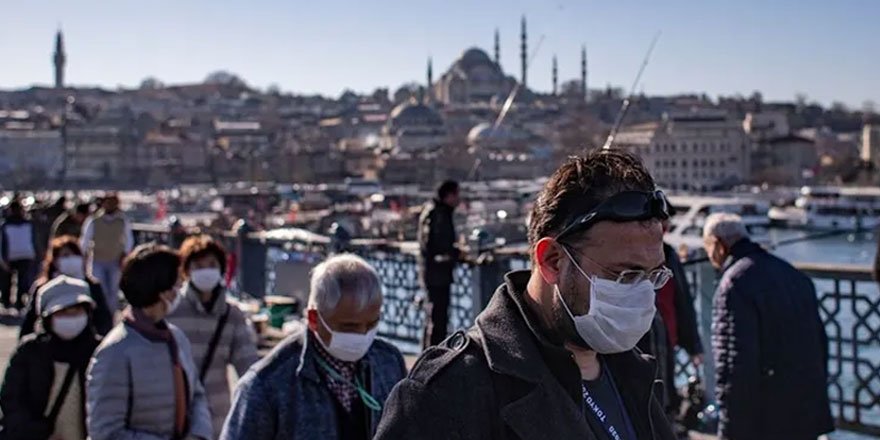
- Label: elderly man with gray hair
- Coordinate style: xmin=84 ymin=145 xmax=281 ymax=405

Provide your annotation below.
xmin=221 ymin=254 xmax=406 ymax=440
xmin=702 ymin=213 xmax=832 ymax=440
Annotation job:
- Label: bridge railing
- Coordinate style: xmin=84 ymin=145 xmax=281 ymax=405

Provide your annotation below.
xmin=133 ymin=223 xmax=879 ymax=435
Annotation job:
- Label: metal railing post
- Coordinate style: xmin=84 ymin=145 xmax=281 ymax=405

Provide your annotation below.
xmin=698 ymin=261 xmax=718 ymax=401
xmin=235 ymin=220 xmax=267 ymax=298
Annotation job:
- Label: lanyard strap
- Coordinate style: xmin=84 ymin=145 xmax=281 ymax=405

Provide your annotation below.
xmin=581 ymin=363 xmax=638 ymax=440
xmin=314 ymin=357 xmax=382 ymax=412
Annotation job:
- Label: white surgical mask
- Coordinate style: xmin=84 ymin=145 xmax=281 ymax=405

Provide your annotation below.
xmin=52 ymin=314 xmax=88 ymax=340
xmin=556 ymin=247 xmax=656 ymax=354
xmin=316 ymin=313 xmax=377 ymax=362
xmin=56 ymin=256 xmax=85 ymax=279
xmin=190 ymin=268 xmax=222 ymax=292
xmin=164 ymin=292 xmax=182 ymax=315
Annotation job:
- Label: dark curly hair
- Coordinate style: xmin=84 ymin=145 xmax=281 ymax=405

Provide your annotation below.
xmin=527 ymin=149 xmax=655 ymax=252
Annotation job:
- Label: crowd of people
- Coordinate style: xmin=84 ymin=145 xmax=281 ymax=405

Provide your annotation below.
xmin=0 ymin=150 xmax=838 ymax=440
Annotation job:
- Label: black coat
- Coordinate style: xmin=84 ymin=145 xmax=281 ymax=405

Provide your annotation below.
xmin=712 ymin=240 xmax=834 ymax=440
xmin=417 ymin=200 xmax=459 ymax=288
xmin=19 ymin=276 xmax=113 ymax=339
xmin=0 ymin=330 xmax=100 ymax=440
xmin=375 ymin=271 xmax=677 ymax=440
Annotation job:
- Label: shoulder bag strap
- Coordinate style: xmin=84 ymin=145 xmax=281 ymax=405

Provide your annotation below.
xmin=200 ymin=306 xmax=231 ymax=383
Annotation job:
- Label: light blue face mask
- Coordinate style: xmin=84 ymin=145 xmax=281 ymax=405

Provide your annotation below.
xmin=314 ymin=356 xmax=383 ymax=412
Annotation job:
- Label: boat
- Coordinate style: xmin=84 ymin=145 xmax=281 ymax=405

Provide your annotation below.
xmin=770 ymin=186 xmax=880 ymax=231
xmin=665 ymin=195 xmax=771 ymax=257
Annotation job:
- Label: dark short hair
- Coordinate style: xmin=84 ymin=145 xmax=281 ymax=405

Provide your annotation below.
xmin=75 ymin=203 xmax=91 ymax=215
xmin=437 ymin=180 xmax=460 ymax=200
xmin=120 ymin=243 xmax=180 ymax=308
xmin=528 ymin=149 xmax=655 ymax=248
xmin=179 ymin=235 xmax=227 ymax=275
xmin=8 ymin=201 xmax=23 ymax=213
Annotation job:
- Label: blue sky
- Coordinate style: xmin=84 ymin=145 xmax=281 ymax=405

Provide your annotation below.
xmin=2 ymin=0 xmax=877 ymax=107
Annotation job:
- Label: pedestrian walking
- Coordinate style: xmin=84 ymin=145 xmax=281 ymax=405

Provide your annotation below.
xmin=86 ymin=243 xmax=212 ymax=440
xmin=167 ymin=235 xmax=258 ymax=437
xmin=376 ymin=150 xmax=677 ymax=440
xmin=703 ymin=213 xmax=833 ymax=440
xmin=0 ymin=276 xmax=101 ymax=440
xmin=20 ymin=235 xmax=113 ymax=339
xmin=1 ymin=200 xmax=38 ymax=311
xmin=80 ymin=193 xmax=133 ymax=316
xmin=222 ymin=254 xmax=406 ymax=440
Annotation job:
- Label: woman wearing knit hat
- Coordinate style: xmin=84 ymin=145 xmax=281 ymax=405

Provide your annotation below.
xmin=0 ymin=275 xmax=101 ymax=440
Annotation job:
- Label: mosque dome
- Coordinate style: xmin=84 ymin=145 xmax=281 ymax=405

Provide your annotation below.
xmin=457 ymin=48 xmax=496 ymax=71
xmin=388 ymin=98 xmax=444 ymax=130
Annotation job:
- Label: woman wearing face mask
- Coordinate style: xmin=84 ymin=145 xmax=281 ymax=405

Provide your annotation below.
xmin=167 ymin=235 xmax=258 ymax=438
xmin=20 ymin=235 xmax=113 ymax=339
xmin=0 ymin=276 xmax=101 ymax=440
xmin=86 ymin=243 xmax=213 ymax=440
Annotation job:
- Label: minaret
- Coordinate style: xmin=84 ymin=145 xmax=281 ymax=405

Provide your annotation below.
xmin=581 ymin=44 xmax=588 ymax=102
xmin=427 ymin=57 xmax=433 ymax=88
xmin=552 ymin=55 xmax=558 ymax=96
xmin=520 ymin=16 xmax=527 ymax=88
xmin=53 ymin=28 xmax=66 ymax=89
xmin=494 ymin=28 xmax=500 ymax=65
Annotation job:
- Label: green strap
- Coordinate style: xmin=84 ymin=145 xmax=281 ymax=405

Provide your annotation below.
xmin=314 ymin=357 xmax=382 ymax=412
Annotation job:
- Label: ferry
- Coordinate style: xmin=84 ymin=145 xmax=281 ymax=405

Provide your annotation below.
xmin=665 ymin=195 xmax=771 ymax=256
xmin=769 ymin=186 xmax=880 ymax=231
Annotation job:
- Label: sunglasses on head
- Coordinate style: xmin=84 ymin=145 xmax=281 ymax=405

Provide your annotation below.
xmin=555 ymin=190 xmax=671 ymax=241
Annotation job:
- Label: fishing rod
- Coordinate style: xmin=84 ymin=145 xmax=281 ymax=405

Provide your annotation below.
xmin=601 ymin=31 xmax=661 ymax=150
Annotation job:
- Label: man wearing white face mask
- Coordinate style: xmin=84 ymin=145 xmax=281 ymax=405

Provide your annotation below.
xmin=0 ymin=276 xmax=101 ymax=440
xmin=168 ymin=235 xmax=258 ymax=438
xmin=377 ymin=150 xmax=677 ymax=440
xmin=222 ymin=254 xmax=406 ymax=440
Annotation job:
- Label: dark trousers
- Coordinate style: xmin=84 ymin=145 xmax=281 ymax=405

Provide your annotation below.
xmin=423 ymin=283 xmax=451 ymax=349
xmin=1 ymin=259 xmax=34 ymax=309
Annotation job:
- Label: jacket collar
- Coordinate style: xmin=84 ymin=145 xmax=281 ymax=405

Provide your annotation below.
xmin=722 ymin=238 xmax=763 ymax=273
xmin=475 ymin=271 xmax=573 ymax=384
xmin=182 ymin=284 xmax=227 ymax=316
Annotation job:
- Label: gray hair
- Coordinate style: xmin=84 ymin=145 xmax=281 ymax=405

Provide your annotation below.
xmin=702 ymin=212 xmax=749 ymax=246
xmin=307 ymin=254 xmax=383 ymax=315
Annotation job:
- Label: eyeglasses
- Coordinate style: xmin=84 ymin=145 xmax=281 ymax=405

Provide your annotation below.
xmin=556 ymin=190 xmax=671 ymax=241
xmin=568 ymin=246 xmax=673 ymax=289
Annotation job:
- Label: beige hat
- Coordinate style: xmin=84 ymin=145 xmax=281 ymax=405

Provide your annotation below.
xmin=38 ymin=276 xmax=95 ymax=318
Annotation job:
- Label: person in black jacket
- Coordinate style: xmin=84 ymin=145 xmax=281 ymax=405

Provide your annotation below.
xmin=703 ymin=213 xmax=833 ymax=440
xmin=377 ymin=150 xmax=677 ymax=440
xmin=20 ymin=235 xmax=113 ymax=339
xmin=0 ymin=276 xmax=101 ymax=440
xmin=417 ymin=180 xmax=462 ymax=348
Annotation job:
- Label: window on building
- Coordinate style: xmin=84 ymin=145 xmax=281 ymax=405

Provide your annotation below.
xmin=672 ymin=144 xmax=677 ymax=152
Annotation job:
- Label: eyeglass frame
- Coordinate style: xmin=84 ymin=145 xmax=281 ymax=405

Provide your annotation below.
xmin=560 ymin=243 xmax=673 ymax=290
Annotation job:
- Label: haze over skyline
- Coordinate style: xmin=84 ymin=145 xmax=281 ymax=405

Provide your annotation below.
xmin=2 ymin=0 xmax=878 ymax=108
